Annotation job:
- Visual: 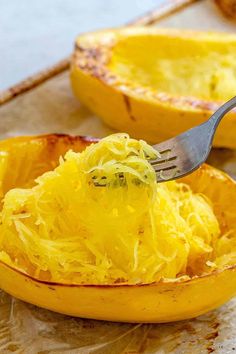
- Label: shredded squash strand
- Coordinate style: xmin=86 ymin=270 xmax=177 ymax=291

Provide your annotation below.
xmin=0 ymin=134 xmax=222 ymax=284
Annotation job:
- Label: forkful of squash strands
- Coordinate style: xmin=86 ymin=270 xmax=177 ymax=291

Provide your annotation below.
xmin=92 ymin=96 xmax=236 ymax=186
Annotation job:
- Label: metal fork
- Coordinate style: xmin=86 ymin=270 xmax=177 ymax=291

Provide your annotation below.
xmin=151 ymin=96 xmax=236 ymax=182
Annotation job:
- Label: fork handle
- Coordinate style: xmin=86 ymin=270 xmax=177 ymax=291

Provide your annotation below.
xmin=209 ymin=96 xmax=236 ymax=130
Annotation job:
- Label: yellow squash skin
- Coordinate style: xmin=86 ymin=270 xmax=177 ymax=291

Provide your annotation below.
xmin=71 ymin=27 xmax=236 ymax=148
xmin=0 ymin=134 xmax=236 ymax=323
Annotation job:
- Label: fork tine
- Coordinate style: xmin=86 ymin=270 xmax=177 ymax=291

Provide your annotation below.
xmin=153 ymin=161 xmax=178 ymax=173
xmin=150 ymin=155 xmax=177 ymax=166
xmin=159 ymin=148 xmax=172 ymax=155
xmin=153 ymin=140 xmax=175 ymax=154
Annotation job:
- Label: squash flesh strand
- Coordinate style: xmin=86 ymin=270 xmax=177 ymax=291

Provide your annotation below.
xmin=0 ymin=134 xmax=225 ymax=284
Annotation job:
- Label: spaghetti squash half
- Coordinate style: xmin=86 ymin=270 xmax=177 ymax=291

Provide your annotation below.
xmin=0 ymin=133 xmax=230 ymax=287
xmin=0 ymin=134 xmax=236 ymax=322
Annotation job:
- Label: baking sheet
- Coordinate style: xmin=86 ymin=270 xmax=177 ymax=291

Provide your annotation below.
xmin=1 ymin=0 xmax=236 ymax=352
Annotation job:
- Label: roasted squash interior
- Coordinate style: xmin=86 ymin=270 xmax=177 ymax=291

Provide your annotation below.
xmin=0 ymin=135 xmax=235 ymax=286
xmin=0 ymin=136 xmax=87 ymax=196
xmin=109 ymin=33 xmax=236 ymax=101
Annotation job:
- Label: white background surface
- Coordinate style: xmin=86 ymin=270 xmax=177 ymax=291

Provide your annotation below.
xmin=0 ymin=0 xmax=163 ymax=90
